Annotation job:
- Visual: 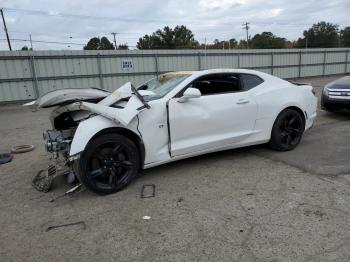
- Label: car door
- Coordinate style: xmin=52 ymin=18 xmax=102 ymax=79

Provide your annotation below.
xmin=168 ymin=73 xmax=258 ymax=157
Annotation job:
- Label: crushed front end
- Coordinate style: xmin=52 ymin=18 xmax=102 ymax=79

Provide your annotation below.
xmin=34 ymin=110 xmax=84 ymax=192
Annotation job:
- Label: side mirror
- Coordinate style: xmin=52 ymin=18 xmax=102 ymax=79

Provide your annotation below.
xmin=177 ymin=88 xmax=201 ymax=103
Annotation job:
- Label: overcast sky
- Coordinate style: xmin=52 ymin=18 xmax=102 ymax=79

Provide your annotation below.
xmin=0 ymin=0 xmax=349 ymax=50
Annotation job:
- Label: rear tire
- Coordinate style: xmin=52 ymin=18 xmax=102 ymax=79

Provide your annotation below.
xmin=268 ymin=109 xmax=305 ymax=151
xmin=78 ymin=133 xmax=140 ymax=195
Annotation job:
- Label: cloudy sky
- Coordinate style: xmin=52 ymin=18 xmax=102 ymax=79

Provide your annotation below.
xmin=0 ymin=0 xmax=349 ymax=50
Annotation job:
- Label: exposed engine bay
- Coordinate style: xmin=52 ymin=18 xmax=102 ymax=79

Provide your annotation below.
xmin=43 ymin=129 xmax=75 ymax=157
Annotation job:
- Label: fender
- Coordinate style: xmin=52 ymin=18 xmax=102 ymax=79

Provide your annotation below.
xmin=69 ymin=115 xmax=120 ymax=156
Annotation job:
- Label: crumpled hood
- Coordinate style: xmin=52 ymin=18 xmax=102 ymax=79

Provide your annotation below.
xmin=74 ymin=82 xmax=155 ymax=126
xmin=24 ymin=88 xmax=110 ymax=108
xmin=45 ymin=82 xmax=155 ymax=127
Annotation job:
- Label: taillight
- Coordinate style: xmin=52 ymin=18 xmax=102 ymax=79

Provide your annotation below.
xmin=311 ymin=88 xmax=316 ymax=95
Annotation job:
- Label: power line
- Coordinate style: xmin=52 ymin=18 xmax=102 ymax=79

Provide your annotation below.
xmin=8 ymin=30 xmax=140 ymax=42
xmin=0 ymin=38 xmax=85 ymax=46
xmin=0 ymin=38 xmax=143 ymax=48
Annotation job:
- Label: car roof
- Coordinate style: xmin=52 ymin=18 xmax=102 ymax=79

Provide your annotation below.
xmin=162 ymin=68 xmax=283 ymax=100
xmin=163 ymin=68 xmax=271 ymax=79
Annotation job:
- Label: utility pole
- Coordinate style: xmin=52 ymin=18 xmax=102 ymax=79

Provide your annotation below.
xmin=111 ymin=32 xmax=117 ymax=49
xmin=1 ymin=9 xmax=12 ymax=51
xmin=204 ymin=37 xmax=207 ymax=69
xmin=29 ymin=34 xmax=33 ymax=50
xmin=242 ymin=22 xmax=250 ymax=49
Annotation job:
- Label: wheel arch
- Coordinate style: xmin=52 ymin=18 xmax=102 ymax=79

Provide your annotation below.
xmin=268 ymin=105 xmax=306 ymax=151
xmin=69 ymin=116 xmax=145 ymax=168
xmin=89 ymin=127 xmax=145 ymax=168
xmin=280 ymin=106 xmax=306 ymax=127
xmin=269 ymin=105 xmax=306 ymax=140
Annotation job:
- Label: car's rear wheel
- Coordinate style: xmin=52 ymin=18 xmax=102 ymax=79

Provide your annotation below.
xmin=78 ymin=133 xmax=139 ymax=195
xmin=268 ymin=109 xmax=305 ymax=151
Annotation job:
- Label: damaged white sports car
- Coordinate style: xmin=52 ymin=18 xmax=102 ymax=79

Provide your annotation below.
xmin=27 ymin=69 xmax=317 ymax=194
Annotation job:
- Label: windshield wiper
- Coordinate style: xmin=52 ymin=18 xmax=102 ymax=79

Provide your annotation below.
xmin=131 ymin=84 xmax=151 ymax=109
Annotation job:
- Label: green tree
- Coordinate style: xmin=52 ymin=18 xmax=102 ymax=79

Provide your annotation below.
xmin=84 ymin=36 xmax=115 ymax=50
xmin=137 ymin=25 xmax=198 ymax=49
xmin=100 ymin=37 xmax=114 ymax=50
xmin=84 ymin=37 xmax=100 ymax=50
xmin=250 ymin=32 xmax=285 ymax=49
xmin=117 ymin=44 xmax=129 ymax=50
xmin=340 ymin=27 xmax=350 ymax=47
xmin=21 ymin=45 xmax=33 ymax=51
xmin=202 ymin=38 xmax=237 ymax=49
xmin=229 ymin=38 xmax=238 ymax=48
xmin=295 ymin=22 xmax=339 ymax=48
xmin=237 ymin=39 xmax=249 ymax=49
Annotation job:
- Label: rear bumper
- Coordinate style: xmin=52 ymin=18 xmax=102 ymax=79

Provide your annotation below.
xmin=305 ymin=111 xmax=316 ymax=131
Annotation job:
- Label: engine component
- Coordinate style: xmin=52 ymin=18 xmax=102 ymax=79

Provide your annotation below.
xmin=43 ymin=129 xmax=75 ymax=155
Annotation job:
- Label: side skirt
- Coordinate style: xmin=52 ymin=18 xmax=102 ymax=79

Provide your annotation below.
xmin=143 ymin=138 xmax=269 ymax=169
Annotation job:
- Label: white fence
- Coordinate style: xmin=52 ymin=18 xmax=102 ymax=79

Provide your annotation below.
xmin=0 ymin=48 xmax=349 ymax=103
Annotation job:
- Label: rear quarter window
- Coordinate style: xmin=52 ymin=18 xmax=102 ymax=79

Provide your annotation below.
xmin=240 ymin=74 xmax=264 ymax=90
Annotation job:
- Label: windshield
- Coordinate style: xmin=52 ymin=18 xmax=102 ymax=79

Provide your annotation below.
xmin=137 ymin=74 xmax=189 ymax=100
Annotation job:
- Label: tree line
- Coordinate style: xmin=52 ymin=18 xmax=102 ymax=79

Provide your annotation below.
xmin=82 ymin=21 xmax=350 ymax=50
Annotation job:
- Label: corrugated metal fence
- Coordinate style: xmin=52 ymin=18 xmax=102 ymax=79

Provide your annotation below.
xmin=0 ymin=48 xmax=349 ymax=103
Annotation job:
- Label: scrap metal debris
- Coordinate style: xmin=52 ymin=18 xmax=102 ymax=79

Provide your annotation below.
xmin=32 ymin=165 xmax=57 ymax=193
xmin=46 ymin=221 xmax=86 ymax=232
xmin=32 ymin=161 xmax=72 ymax=193
xmin=0 ymin=152 xmax=13 ymax=165
xmin=140 ymin=184 xmax=156 ymax=198
xmin=49 ymin=184 xmax=84 ymax=203
xmin=11 ymin=144 xmax=35 ymax=154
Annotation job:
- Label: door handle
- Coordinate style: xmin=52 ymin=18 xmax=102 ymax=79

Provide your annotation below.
xmin=236 ymin=99 xmax=250 ymax=104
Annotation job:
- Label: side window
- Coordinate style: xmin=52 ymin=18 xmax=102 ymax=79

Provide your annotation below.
xmin=192 ymin=74 xmax=241 ymax=96
xmin=240 ymin=74 xmax=264 ymax=90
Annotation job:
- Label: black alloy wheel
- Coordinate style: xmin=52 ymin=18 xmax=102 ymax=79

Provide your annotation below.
xmin=78 ymin=133 xmax=139 ymax=195
xmin=269 ymin=109 xmax=305 ymax=151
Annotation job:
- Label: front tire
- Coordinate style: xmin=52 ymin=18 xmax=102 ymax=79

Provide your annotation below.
xmin=78 ymin=133 xmax=140 ymax=195
xmin=268 ymin=109 xmax=305 ymax=151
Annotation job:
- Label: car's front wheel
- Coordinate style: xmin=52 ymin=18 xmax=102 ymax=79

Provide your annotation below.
xmin=268 ymin=109 xmax=305 ymax=151
xmin=77 ymin=133 xmax=140 ymax=195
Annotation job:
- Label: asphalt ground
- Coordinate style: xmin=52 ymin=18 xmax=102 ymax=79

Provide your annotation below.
xmin=0 ymin=75 xmax=349 ymax=262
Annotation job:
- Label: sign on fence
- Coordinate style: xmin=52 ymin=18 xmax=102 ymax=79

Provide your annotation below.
xmin=121 ymin=59 xmax=133 ymax=70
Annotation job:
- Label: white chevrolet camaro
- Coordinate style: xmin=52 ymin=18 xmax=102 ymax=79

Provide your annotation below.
xmin=27 ymin=69 xmax=317 ymax=194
